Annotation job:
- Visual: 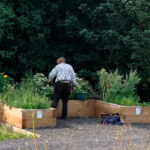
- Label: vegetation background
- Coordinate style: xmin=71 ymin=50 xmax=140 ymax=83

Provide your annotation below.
xmin=0 ymin=0 xmax=150 ymax=101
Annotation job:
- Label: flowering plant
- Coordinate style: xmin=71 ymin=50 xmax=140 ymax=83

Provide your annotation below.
xmin=97 ymin=69 xmax=141 ymax=106
xmin=0 ymin=73 xmax=51 ymax=109
xmin=0 ymin=73 xmax=8 ymax=92
xmin=75 ymin=75 xmax=89 ymax=93
xmin=32 ymin=73 xmax=54 ymax=98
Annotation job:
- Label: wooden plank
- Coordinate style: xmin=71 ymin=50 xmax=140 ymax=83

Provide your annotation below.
xmin=1 ymin=99 xmax=150 ymax=126
xmin=22 ymin=108 xmax=57 ymax=128
xmin=120 ymin=106 xmax=150 ymax=123
xmin=95 ymin=101 xmax=121 ymax=118
xmin=0 ymin=114 xmax=23 ymax=128
xmin=0 ymin=121 xmax=40 ymax=137
xmin=0 ymin=103 xmax=22 ymax=118
xmin=0 ymin=102 xmax=57 ymax=129
xmin=57 ymin=100 xmax=95 ymax=117
xmin=25 ymin=118 xmax=56 ymax=128
xmin=0 ymin=103 xmax=23 ymax=128
xmin=95 ymin=100 xmax=150 ymax=123
xmin=122 ymin=115 xmax=150 ymax=123
xmin=22 ymin=108 xmax=57 ymax=119
xmin=120 ymin=107 xmax=144 ymax=116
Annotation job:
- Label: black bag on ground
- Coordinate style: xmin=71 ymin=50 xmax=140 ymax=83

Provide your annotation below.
xmin=100 ymin=113 xmax=123 ymax=125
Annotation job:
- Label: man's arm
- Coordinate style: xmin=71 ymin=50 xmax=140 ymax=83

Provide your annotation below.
xmin=48 ymin=66 xmax=57 ymax=83
xmin=70 ymin=66 xmax=76 ymax=87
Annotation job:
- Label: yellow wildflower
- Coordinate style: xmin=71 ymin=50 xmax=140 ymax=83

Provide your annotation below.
xmin=4 ymin=75 xmax=8 ymax=78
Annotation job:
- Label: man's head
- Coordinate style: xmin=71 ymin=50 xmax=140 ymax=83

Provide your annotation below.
xmin=57 ymin=57 xmax=66 ymax=64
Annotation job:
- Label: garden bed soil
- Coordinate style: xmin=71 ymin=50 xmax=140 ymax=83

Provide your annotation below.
xmin=0 ymin=102 xmax=57 ymax=129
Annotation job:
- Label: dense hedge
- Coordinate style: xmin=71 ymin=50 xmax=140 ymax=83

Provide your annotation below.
xmin=0 ymin=0 xmax=150 ymax=100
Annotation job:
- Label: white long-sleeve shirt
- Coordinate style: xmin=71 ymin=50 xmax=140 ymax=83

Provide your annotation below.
xmin=48 ymin=63 xmax=76 ymax=85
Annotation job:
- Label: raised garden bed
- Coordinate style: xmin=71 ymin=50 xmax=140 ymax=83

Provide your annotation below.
xmin=95 ymin=100 xmax=150 ymax=123
xmin=57 ymin=100 xmax=95 ymax=118
xmin=0 ymin=102 xmax=57 ymax=129
xmin=58 ymin=100 xmax=150 ymax=123
xmin=1 ymin=100 xmax=150 ymax=128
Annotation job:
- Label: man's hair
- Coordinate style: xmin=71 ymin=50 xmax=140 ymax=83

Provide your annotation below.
xmin=57 ymin=57 xmax=66 ymax=64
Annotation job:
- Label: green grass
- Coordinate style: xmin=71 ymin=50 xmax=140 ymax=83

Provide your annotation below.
xmin=0 ymin=125 xmax=27 ymax=140
xmin=0 ymin=74 xmax=52 ymax=109
xmin=0 ymin=88 xmax=51 ymax=109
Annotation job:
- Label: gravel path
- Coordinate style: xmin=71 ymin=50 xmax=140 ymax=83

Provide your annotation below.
xmin=0 ymin=118 xmax=150 ymax=150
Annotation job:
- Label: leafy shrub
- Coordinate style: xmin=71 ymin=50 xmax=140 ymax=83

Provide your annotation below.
xmin=75 ymin=74 xmax=89 ymax=93
xmin=98 ymin=69 xmax=141 ymax=106
xmin=114 ymin=95 xmax=140 ymax=106
xmin=32 ymin=73 xmax=54 ymax=99
xmin=0 ymin=73 xmax=51 ymax=109
xmin=139 ymin=102 xmax=150 ymax=106
xmin=70 ymin=74 xmax=99 ymax=99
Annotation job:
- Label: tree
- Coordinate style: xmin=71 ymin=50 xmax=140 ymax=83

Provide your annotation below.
xmin=0 ymin=0 xmax=150 ymax=100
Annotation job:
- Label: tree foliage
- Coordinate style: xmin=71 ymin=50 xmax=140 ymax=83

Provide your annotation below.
xmin=0 ymin=0 xmax=150 ymax=100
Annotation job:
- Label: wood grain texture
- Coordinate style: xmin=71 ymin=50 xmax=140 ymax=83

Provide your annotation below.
xmin=95 ymin=101 xmax=150 ymax=123
xmin=0 ymin=121 xmax=41 ymax=137
xmin=57 ymin=100 xmax=95 ymax=117
xmin=0 ymin=103 xmax=57 ymax=129
xmin=1 ymin=100 xmax=150 ymax=127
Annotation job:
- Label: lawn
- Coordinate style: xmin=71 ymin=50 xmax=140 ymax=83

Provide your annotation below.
xmin=0 ymin=125 xmax=27 ymax=140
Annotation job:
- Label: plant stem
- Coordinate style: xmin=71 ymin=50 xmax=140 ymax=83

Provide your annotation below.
xmin=32 ymin=114 xmax=38 ymax=150
xmin=45 ymin=140 xmax=48 ymax=150
xmin=26 ymin=141 xmax=29 ymax=150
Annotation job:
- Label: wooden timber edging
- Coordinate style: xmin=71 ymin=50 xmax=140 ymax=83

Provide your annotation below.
xmin=57 ymin=100 xmax=96 ymax=117
xmin=0 ymin=121 xmax=41 ymax=138
xmin=58 ymin=100 xmax=150 ymax=123
xmin=95 ymin=100 xmax=150 ymax=123
xmin=0 ymin=102 xmax=57 ymax=129
xmin=0 ymin=100 xmax=150 ymax=127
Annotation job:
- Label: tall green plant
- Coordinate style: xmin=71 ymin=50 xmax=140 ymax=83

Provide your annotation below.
xmin=97 ymin=69 xmax=116 ymax=101
xmin=0 ymin=73 xmax=51 ymax=109
xmin=98 ymin=69 xmax=141 ymax=106
xmin=106 ymin=70 xmax=123 ymax=103
xmin=123 ymin=70 xmax=141 ymax=96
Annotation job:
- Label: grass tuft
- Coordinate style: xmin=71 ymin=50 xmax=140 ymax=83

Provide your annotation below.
xmin=0 ymin=125 xmax=27 ymax=140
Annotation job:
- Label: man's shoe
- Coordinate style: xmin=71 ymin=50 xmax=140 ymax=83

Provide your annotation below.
xmin=61 ymin=117 xmax=67 ymax=120
xmin=57 ymin=117 xmax=67 ymax=120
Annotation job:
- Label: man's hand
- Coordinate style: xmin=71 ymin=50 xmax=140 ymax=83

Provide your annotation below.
xmin=49 ymin=80 xmax=53 ymax=86
xmin=72 ymin=86 xmax=76 ymax=91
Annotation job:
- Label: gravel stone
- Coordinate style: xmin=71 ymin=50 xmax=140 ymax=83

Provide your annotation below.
xmin=0 ymin=118 xmax=150 ymax=150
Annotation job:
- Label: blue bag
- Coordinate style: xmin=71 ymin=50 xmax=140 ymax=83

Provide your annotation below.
xmin=101 ymin=113 xmax=123 ymax=125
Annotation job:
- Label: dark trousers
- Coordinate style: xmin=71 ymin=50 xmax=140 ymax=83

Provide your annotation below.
xmin=52 ymin=82 xmax=71 ymax=118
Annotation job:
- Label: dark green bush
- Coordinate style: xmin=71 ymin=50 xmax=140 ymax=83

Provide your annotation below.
xmin=0 ymin=0 xmax=150 ymax=101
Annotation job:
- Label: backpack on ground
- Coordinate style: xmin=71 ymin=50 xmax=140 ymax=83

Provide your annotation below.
xmin=100 ymin=112 xmax=123 ymax=125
